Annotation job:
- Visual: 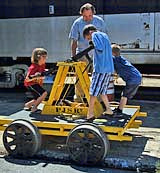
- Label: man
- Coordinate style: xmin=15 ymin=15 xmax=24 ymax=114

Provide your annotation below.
xmin=69 ymin=3 xmax=108 ymax=102
xmin=69 ymin=3 xmax=105 ymax=57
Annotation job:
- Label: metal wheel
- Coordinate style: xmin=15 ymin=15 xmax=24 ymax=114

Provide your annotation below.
xmin=66 ymin=123 xmax=110 ymax=165
xmin=3 ymin=119 xmax=41 ymax=158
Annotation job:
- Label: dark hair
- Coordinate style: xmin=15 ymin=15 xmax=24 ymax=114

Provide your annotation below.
xmin=79 ymin=3 xmax=96 ymax=14
xmin=31 ymin=48 xmax=47 ymax=64
xmin=111 ymin=44 xmax=121 ymax=56
xmin=83 ymin=24 xmax=97 ymax=38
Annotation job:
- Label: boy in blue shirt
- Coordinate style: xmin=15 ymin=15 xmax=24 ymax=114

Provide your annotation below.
xmin=112 ymin=44 xmax=142 ymax=115
xmin=83 ymin=24 xmax=114 ymax=121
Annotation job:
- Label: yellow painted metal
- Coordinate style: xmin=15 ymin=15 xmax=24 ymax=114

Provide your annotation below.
xmin=46 ymin=65 xmax=69 ymax=105
xmin=0 ymin=126 xmax=6 ymax=131
xmin=39 ymin=129 xmax=69 ymax=136
xmin=0 ymin=119 xmax=13 ymax=131
xmin=107 ymin=134 xmax=132 ymax=141
xmin=41 ymin=105 xmax=88 ymax=116
xmin=0 ymin=107 xmax=146 ymax=142
xmin=74 ymin=62 xmax=103 ymax=117
xmin=137 ymin=112 xmax=147 ymax=117
xmin=128 ymin=120 xmax=142 ymax=128
xmin=100 ymin=126 xmax=123 ymax=133
xmin=119 ymin=109 xmax=140 ymax=135
xmin=124 ymin=105 xmax=140 ymax=109
xmin=39 ymin=129 xmax=132 ymax=141
xmin=42 ymin=61 xmax=103 ymax=117
xmin=0 ymin=119 xmax=12 ymax=125
xmin=32 ymin=121 xmax=77 ymax=129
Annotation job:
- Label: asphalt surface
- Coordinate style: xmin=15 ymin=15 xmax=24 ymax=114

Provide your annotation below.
xmin=0 ymin=156 xmax=138 ymax=173
xmin=0 ymin=89 xmax=160 ymax=173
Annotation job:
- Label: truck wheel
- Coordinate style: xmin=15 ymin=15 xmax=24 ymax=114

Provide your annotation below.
xmin=3 ymin=119 xmax=41 ymax=158
xmin=66 ymin=123 xmax=110 ymax=165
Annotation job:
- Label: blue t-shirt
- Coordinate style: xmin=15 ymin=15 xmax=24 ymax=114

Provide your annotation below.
xmin=69 ymin=15 xmax=105 ymax=53
xmin=113 ymin=56 xmax=142 ymax=84
xmin=92 ymin=31 xmax=114 ymax=74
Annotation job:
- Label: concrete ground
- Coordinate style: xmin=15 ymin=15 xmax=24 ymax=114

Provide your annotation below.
xmin=0 ymin=91 xmax=160 ymax=172
xmin=115 ymin=74 xmax=160 ymax=87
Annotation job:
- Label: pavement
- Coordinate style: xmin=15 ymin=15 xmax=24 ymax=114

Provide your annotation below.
xmin=0 ymin=91 xmax=160 ymax=172
xmin=115 ymin=74 xmax=160 ymax=87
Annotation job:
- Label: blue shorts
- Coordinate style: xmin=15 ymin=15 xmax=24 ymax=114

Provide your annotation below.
xmin=90 ymin=72 xmax=112 ymax=96
xmin=122 ymin=84 xmax=140 ymax=99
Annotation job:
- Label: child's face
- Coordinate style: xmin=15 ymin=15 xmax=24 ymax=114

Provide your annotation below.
xmin=85 ymin=34 xmax=92 ymax=41
xmin=38 ymin=55 xmax=47 ymax=65
xmin=112 ymin=52 xmax=116 ymax=56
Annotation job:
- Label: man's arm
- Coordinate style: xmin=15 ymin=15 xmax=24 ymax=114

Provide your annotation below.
xmin=71 ymin=39 xmax=77 ymax=57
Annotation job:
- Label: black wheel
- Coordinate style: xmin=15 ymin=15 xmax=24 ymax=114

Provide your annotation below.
xmin=3 ymin=119 xmax=41 ymax=158
xmin=66 ymin=123 xmax=110 ymax=165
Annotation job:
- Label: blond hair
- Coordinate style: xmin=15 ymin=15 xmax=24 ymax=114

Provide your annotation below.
xmin=111 ymin=44 xmax=121 ymax=56
xmin=31 ymin=48 xmax=47 ymax=64
xmin=79 ymin=3 xmax=96 ymax=14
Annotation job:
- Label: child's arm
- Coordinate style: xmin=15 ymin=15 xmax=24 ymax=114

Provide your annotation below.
xmin=25 ymin=72 xmax=45 ymax=85
xmin=92 ymin=33 xmax=103 ymax=52
xmin=113 ymin=72 xmax=119 ymax=83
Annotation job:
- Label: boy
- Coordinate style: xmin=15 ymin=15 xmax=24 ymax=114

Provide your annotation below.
xmin=24 ymin=48 xmax=48 ymax=113
xmin=112 ymin=44 xmax=142 ymax=115
xmin=83 ymin=24 xmax=114 ymax=121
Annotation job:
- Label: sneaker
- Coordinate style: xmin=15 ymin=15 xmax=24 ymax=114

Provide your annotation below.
xmin=23 ymin=107 xmax=31 ymax=111
xmin=113 ymin=108 xmax=122 ymax=114
xmin=113 ymin=112 xmax=124 ymax=118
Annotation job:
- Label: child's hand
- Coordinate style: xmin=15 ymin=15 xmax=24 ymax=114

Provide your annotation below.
xmin=35 ymin=72 xmax=41 ymax=76
xmin=113 ymin=73 xmax=119 ymax=83
xmin=35 ymin=76 xmax=45 ymax=86
xmin=39 ymin=76 xmax=45 ymax=80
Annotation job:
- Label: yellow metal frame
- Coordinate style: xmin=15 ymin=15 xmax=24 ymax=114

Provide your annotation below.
xmin=0 ymin=106 xmax=147 ymax=141
xmin=42 ymin=61 xmax=103 ymax=117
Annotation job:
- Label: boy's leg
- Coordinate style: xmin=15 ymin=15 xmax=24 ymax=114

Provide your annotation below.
xmin=31 ymin=91 xmax=47 ymax=112
xmin=87 ymin=95 xmax=96 ymax=119
xmin=25 ymin=86 xmax=37 ymax=109
xmin=118 ymin=96 xmax=128 ymax=111
xmin=116 ymin=84 xmax=140 ymax=113
xmin=100 ymin=94 xmax=113 ymax=115
xmin=28 ymin=84 xmax=47 ymax=112
xmin=98 ymin=73 xmax=113 ymax=115
xmin=25 ymin=99 xmax=36 ymax=108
